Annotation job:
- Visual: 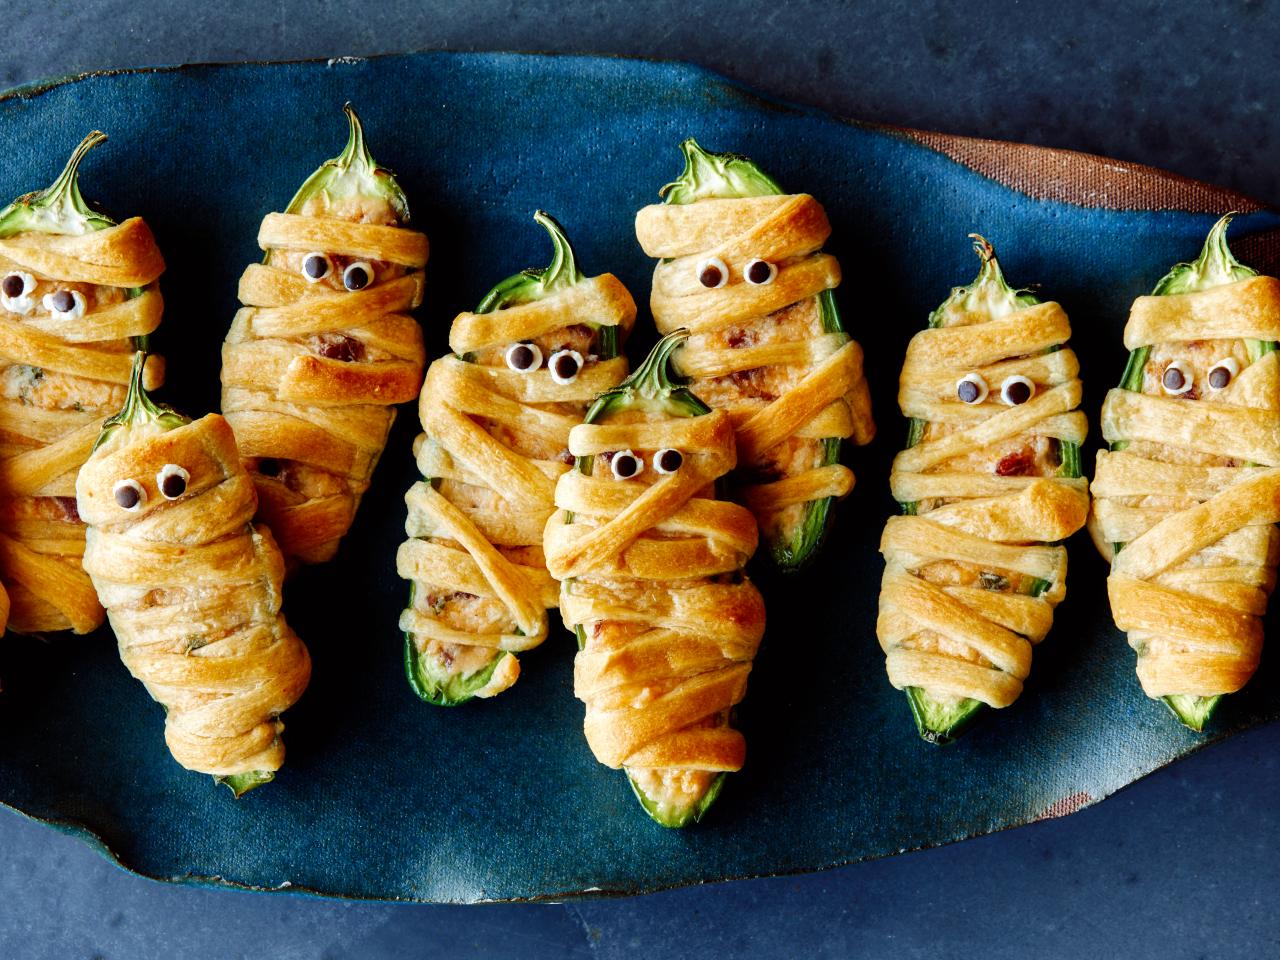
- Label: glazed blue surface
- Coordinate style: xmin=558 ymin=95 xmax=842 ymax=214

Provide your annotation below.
xmin=0 ymin=51 xmax=1277 ymax=905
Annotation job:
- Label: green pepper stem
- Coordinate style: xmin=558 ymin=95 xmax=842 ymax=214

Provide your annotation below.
xmin=37 ymin=131 xmax=107 ymax=215
xmin=659 ymin=137 xmax=783 ymax=203
xmin=532 ymin=209 xmax=581 ymax=292
xmin=94 ymin=352 xmax=187 ymax=450
xmin=1151 ymin=213 xmax=1256 ymax=295
xmin=0 ymin=130 xmax=116 ymax=238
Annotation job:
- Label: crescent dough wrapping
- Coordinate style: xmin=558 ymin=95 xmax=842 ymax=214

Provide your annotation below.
xmin=397 ymin=215 xmax=635 ymax=702
xmin=636 ymin=149 xmax=874 ymax=570
xmin=1090 ymin=272 xmax=1280 ymax=707
xmin=222 ymin=109 xmax=427 ymax=567
xmin=78 ymin=373 xmax=310 ymax=787
xmin=0 ymin=159 xmax=166 ymax=635
xmin=544 ymin=334 xmax=765 ymax=826
xmin=877 ymin=241 xmax=1089 ymax=735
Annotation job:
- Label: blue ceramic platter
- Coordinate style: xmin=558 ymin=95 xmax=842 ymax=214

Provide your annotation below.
xmin=0 ymin=52 xmax=1277 ymax=903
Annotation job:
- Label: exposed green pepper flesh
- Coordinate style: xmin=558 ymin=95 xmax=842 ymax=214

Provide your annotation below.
xmin=660 ymin=138 xmax=846 ymax=572
xmin=404 ymin=212 xmax=619 ymax=706
xmin=94 ymin=354 xmax=276 ymax=796
xmin=1110 ymin=214 xmax=1270 ymax=732
xmin=898 ymin=237 xmax=1077 ymax=744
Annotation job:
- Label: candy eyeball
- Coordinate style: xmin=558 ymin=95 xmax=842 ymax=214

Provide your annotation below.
xmin=156 ymin=463 xmax=190 ymax=500
xmin=955 ymin=373 xmax=989 ymax=405
xmin=744 ymin=258 xmax=777 ymax=286
xmin=1207 ymin=357 xmax=1240 ymax=391
xmin=696 ymin=256 xmax=729 ymax=289
xmin=43 ymin=289 xmax=86 ymax=319
xmin=342 ymin=261 xmax=374 ymax=291
xmin=504 ymin=342 xmax=543 ymax=373
xmin=610 ymin=449 xmax=643 ymax=480
xmin=1 ymin=272 xmax=36 ymax=315
xmin=548 ymin=349 xmax=584 ymax=385
xmin=1000 ymin=375 xmax=1035 ymax=405
xmin=112 ymin=478 xmax=146 ymax=511
xmin=1161 ymin=360 xmax=1194 ymax=396
xmin=301 ymin=252 xmax=332 ymax=282
xmin=653 ymin=448 xmax=684 ymax=474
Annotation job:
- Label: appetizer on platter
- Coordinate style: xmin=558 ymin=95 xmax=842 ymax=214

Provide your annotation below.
xmin=1090 ymin=215 xmax=1280 ymax=731
xmin=397 ymin=212 xmax=634 ymax=704
xmin=635 ymin=139 xmax=874 ymax=571
xmin=0 ymin=131 xmax=166 ymax=634
xmin=78 ymin=353 xmax=311 ymax=795
xmin=878 ymin=237 xmax=1089 ymax=743
xmin=545 ymin=331 xmax=765 ymax=827
xmin=222 ymin=104 xmax=427 ymax=566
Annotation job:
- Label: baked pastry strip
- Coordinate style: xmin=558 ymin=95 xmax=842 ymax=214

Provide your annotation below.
xmin=878 ymin=237 xmax=1089 ymax=742
xmin=0 ymin=132 xmax=167 ymax=634
xmin=636 ymin=139 xmax=874 ymax=571
xmin=222 ymin=105 xmax=427 ymax=567
xmin=545 ymin=331 xmax=766 ymax=827
xmin=397 ymin=213 xmax=635 ymax=703
xmin=78 ymin=353 xmax=310 ymax=795
xmin=1089 ymin=215 xmax=1280 ymax=731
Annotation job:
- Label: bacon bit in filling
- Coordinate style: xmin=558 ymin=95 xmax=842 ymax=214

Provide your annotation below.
xmin=310 ymin=333 xmax=366 ymax=362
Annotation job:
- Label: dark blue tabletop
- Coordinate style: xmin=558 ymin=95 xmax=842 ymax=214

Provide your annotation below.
xmin=4 ymin=1 xmax=1280 ymax=957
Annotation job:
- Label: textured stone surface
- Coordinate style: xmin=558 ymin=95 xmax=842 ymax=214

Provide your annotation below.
xmin=2 ymin=2 xmax=1279 ymax=957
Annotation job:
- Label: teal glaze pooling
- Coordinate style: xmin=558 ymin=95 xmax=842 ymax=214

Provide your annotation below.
xmin=0 ymin=51 xmax=1276 ymax=903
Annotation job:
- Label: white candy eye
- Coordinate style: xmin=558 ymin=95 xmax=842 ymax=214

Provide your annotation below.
xmin=1 ymin=272 xmax=35 ymax=299
xmin=696 ymin=257 xmax=728 ymax=289
xmin=156 ymin=463 xmax=190 ymax=500
xmin=342 ymin=261 xmax=374 ymax=291
xmin=1161 ymin=360 xmax=1194 ymax=396
xmin=548 ymin=349 xmax=583 ymax=384
xmin=301 ymin=252 xmax=332 ymax=282
xmin=955 ymin=373 xmax=989 ymax=405
xmin=504 ymin=342 xmax=543 ymax=373
xmin=610 ymin=449 xmax=643 ymax=480
xmin=1000 ymin=375 xmax=1035 ymax=405
xmin=43 ymin=289 xmax=86 ymax=319
xmin=653 ymin=448 xmax=684 ymax=474
xmin=1207 ymin=357 xmax=1239 ymax=391
xmin=112 ymin=478 xmax=146 ymax=512
xmin=744 ymin=258 xmax=777 ymax=285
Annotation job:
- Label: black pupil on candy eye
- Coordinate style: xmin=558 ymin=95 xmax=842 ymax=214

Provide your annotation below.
xmin=614 ymin=454 xmax=639 ymax=478
xmin=2 ymin=275 xmax=23 ymax=297
xmin=957 ymin=380 xmax=980 ymax=403
xmin=657 ymin=449 xmax=683 ymax=472
xmin=747 ymin=260 xmax=772 ymax=284
xmin=344 ymin=265 xmax=370 ymax=290
xmin=698 ymin=264 xmax=723 ymax=288
xmin=510 ymin=345 xmax=536 ymax=370
xmin=303 ymin=255 xmax=328 ymax=279
xmin=50 ymin=290 xmax=74 ymax=312
xmin=161 ymin=473 xmax=187 ymax=498
xmin=1209 ymin=366 xmax=1231 ymax=389
xmin=1005 ymin=381 xmax=1032 ymax=404
xmin=115 ymin=484 xmax=139 ymax=509
xmin=1162 ymin=366 xmax=1185 ymax=391
xmin=552 ymin=354 xmax=579 ymax=379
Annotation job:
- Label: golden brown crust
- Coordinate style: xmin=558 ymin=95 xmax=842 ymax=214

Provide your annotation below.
xmin=636 ymin=193 xmax=873 ymax=537
xmin=77 ymin=414 xmax=310 ymax=776
xmin=0 ymin=218 xmax=166 ymax=633
xmin=545 ymin=407 xmax=765 ymax=774
xmin=1091 ymin=275 xmax=1280 ymax=698
xmin=878 ymin=298 xmax=1088 ymax=709
xmin=222 ymin=209 xmax=428 ymax=566
xmin=397 ymin=274 xmax=635 ymax=698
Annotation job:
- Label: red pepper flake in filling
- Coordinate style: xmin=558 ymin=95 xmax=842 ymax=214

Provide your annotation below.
xmin=994 ymin=448 xmax=1036 ymax=477
xmin=52 ymin=496 xmax=80 ymax=522
xmin=726 ymin=328 xmax=755 ymax=348
xmin=729 ymin=368 xmax=778 ymax=401
xmin=309 ymin=333 xmax=366 ymax=363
